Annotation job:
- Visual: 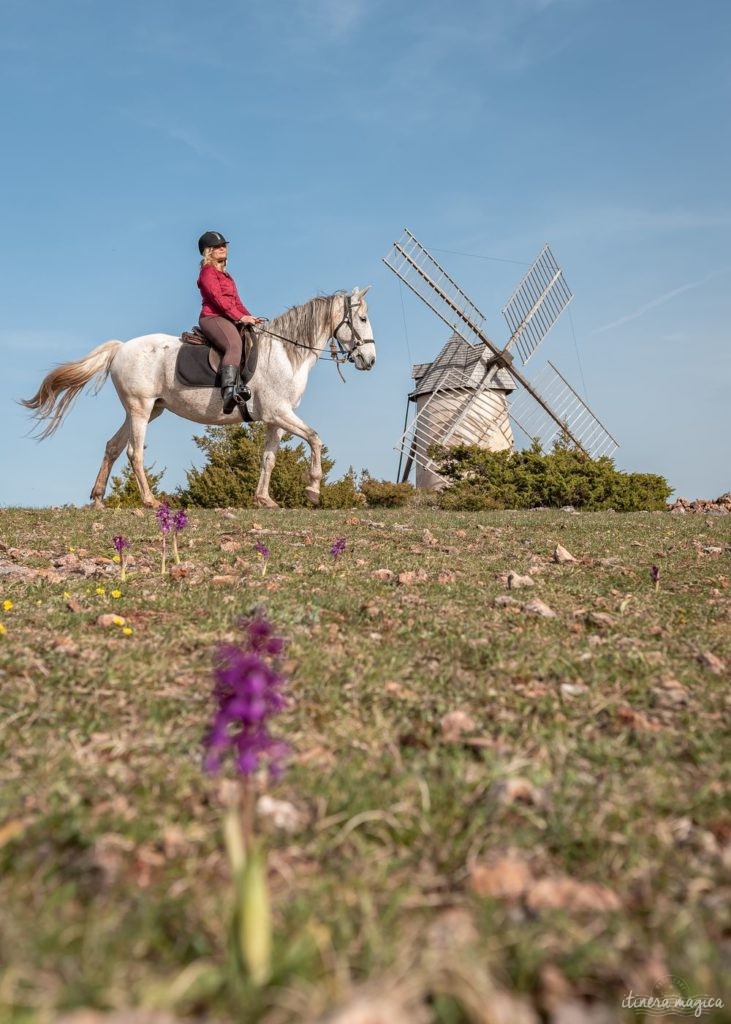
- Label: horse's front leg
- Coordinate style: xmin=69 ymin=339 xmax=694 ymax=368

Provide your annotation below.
xmin=254 ymin=425 xmax=284 ymax=509
xmin=265 ymin=411 xmax=323 ymax=506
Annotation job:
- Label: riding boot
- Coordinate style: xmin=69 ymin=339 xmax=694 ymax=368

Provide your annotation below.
xmin=220 ymin=364 xmax=239 ymax=415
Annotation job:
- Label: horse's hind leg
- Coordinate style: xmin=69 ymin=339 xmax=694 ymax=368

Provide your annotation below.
xmin=127 ymin=401 xmax=165 ymax=508
xmin=254 ymin=425 xmax=284 ymax=508
xmin=90 ymin=416 xmax=131 ymax=509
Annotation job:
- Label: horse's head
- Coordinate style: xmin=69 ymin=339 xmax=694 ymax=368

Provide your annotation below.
xmin=332 ymin=287 xmax=376 ymax=370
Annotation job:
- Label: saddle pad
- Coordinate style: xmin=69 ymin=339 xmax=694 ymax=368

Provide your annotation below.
xmin=174 ymin=343 xmax=255 ymax=423
xmin=175 ymin=344 xmax=220 ymax=388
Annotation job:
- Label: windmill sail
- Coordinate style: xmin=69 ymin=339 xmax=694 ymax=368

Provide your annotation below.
xmin=383 ymin=228 xmax=500 ymax=355
xmin=502 ymin=245 xmax=573 ymax=365
xmin=509 ymin=362 xmax=619 ymax=459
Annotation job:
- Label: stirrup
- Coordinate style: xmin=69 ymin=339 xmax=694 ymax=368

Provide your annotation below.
xmin=235 ymin=382 xmax=251 ymax=404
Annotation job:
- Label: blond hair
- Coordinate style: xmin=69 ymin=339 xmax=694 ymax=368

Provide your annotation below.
xmin=200 ymin=247 xmax=228 ymax=271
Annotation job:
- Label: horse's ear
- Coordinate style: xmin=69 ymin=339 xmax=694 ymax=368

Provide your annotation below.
xmin=354 ymin=285 xmax=371 ymax=297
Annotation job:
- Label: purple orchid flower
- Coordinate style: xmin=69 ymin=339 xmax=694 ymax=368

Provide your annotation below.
xmin=202 ymin=609 xmax=289 ymax=778
xmin=173 ymin=509 xmax=188 ymax=532
xmin=156 ymin=502 xmax=173 ymax=534
xmin=330 ymin=537 xmax=347 ymax=560
xmin=112 ymin=535 xmax=130 ymax=554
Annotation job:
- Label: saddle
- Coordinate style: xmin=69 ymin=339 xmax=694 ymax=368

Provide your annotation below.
xmin=176 ymin=325 xmax=258 ymax=421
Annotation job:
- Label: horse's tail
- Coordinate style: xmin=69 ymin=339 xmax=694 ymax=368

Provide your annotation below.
xmin=21 ymin=340 xmax=124 ymax=439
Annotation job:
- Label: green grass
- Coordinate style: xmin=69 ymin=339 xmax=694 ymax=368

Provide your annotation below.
xmin=0 ymin=507 xmax=729 ymax=1023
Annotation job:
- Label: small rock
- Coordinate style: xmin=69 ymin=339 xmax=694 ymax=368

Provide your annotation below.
xmin=698 ymin=650 xmax=725 ymax=675
xmin=553 ymin=544 xmax=576 ymax=564
xmin=256 ymin=795 xmax=304 ymax=833
xmin=508 ymin=571 xmax=535 ymax=590
xmin=494 ymin=594 xmax=516 ymax=607
xmin=560 ymin=682 xmax=588 ymax=698
xmin=371 ymin=568 xmax=395 ymax=582
xmin=422 ymin=528 xmax=438 ymax=546
xmin=651 ymin=677 xmax=689 ymax=708
xmin=397 ymin=569 xmax=428 ymax=586
xmin=97 ymin=614 xmax=125 ymax=628
xmin=489 ymin=777 xmax=543 ymax=807
xmin=585 ymin=611 xmax=615 ymax=629
xmin=211 ymin=575 xmax=238 ymax=586
xmin=523 ymin=598 xmax=556 ymax=618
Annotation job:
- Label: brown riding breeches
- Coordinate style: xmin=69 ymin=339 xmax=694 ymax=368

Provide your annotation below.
xmin=198 ymin=316 xmax=242 ymax=367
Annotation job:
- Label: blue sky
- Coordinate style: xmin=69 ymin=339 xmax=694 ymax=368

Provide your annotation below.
xmin=2 ymin=0 xmax=729 ymax=506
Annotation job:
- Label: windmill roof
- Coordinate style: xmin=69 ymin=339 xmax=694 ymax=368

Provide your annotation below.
xmin=410 ymin=333 xmax=515 ymax=399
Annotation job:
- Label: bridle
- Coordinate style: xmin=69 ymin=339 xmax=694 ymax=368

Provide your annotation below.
xmin=331 ymin=294 xmax=374 ymax=366
xmin=252 ymin=293 xmax=373 ymax=382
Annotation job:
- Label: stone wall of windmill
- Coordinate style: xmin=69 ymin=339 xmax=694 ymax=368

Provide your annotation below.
xmin=409 ymin=334 xmax=516 ymax=490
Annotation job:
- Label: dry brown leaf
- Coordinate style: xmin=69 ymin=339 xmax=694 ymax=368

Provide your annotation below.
xmin=526 ymin=875 xmax=620 ymax=913
xmin=0 ymin=818 xmax=30 ymax=848
xmin=440 ymin=710 xmax=477 ymax=742
xmin=615 ymin=705 xmax=662 ymax=732
xmin=469 ymin=855 xmax=533 ymax=899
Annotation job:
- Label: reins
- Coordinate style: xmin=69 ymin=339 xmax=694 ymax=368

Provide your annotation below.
xmin=251 ymin=295 xmax=371 ymax=383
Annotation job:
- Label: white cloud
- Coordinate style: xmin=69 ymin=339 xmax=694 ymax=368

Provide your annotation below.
xmin=591 ymin=265 xmax=731 ymax=335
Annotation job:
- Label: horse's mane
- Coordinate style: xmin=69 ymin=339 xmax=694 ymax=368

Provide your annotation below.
xmin=264 ymin=292 xmax=344 ymax=370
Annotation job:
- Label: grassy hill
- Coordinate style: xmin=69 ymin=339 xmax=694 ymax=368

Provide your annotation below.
xmin=0 ymin=507 xmax=728 ymax=1023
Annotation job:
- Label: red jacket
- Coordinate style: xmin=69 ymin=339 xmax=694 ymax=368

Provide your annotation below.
xmin=198 ymin=265 xmax=251 ymax=321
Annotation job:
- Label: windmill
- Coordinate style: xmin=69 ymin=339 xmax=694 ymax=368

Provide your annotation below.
xmin=384 ymin=228 xmax=619 ymax=488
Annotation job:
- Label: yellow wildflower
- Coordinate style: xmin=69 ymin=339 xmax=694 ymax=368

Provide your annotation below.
xmin=111 ymin=590 xmax=122 ymax=599
xmin=96 ymin=587 xmax=106 ymax=596
xmin=63 ymin=591 xmax=72 ymax=599
xmin=122 ymin=626 xmax=133 ymax=636
xmin=0 ymin=623 xmax=6 ymax=636
xmin=3 ymin=600 xmax=12 ymax=612
xmin=112 ymin=615 xmax=125 ymax=627
xmin=68 ymin=546 xmax=76 ymax=553
xmin=112 ymin=554 xmax=121 ymax=564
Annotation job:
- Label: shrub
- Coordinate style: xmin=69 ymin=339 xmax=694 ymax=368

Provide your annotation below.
xmin=432 ymin=442 xmax=672 ymax=511
xmin=107 ymin=463 xmax=169 ymax=508
xmin=360 ymin=475 xmax=415 ymax=508
xmin=179 ymin=424 xmax=336 ymax=508
xmin=321 ymin=468 xmax=364 ymax=509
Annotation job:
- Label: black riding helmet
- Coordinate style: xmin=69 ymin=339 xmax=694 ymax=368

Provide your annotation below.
xmin=198 ymin=230 xmax=229 ymax=254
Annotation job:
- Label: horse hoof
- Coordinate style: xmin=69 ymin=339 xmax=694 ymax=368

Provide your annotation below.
xmin=305 ymin=487 xmax=321 ymax=506
xmin=90 ymin=498 xmax=106 ymax=510
xmin=254 ymin=496 xmax=279 ymax=509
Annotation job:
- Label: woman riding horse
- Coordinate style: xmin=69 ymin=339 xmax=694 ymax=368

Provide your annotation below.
xmin=196 ymin=230 xmax=264 ymax=413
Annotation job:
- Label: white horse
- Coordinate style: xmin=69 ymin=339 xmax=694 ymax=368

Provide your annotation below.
xmin=23 ymin=287 xmax=376 ymax=508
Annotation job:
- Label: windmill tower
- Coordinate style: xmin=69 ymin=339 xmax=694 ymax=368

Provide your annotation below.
xmin=384 ymin=229 xmax=619 ymax=487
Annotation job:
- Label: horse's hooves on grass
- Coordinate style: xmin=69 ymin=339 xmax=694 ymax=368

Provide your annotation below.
xmin=254 ymin=496 xmax=279 ymax=509
xmin=305 ymin=487 xmax=321 ymax=506
xmin=90 ymin=499 xmax=106 ymax=510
